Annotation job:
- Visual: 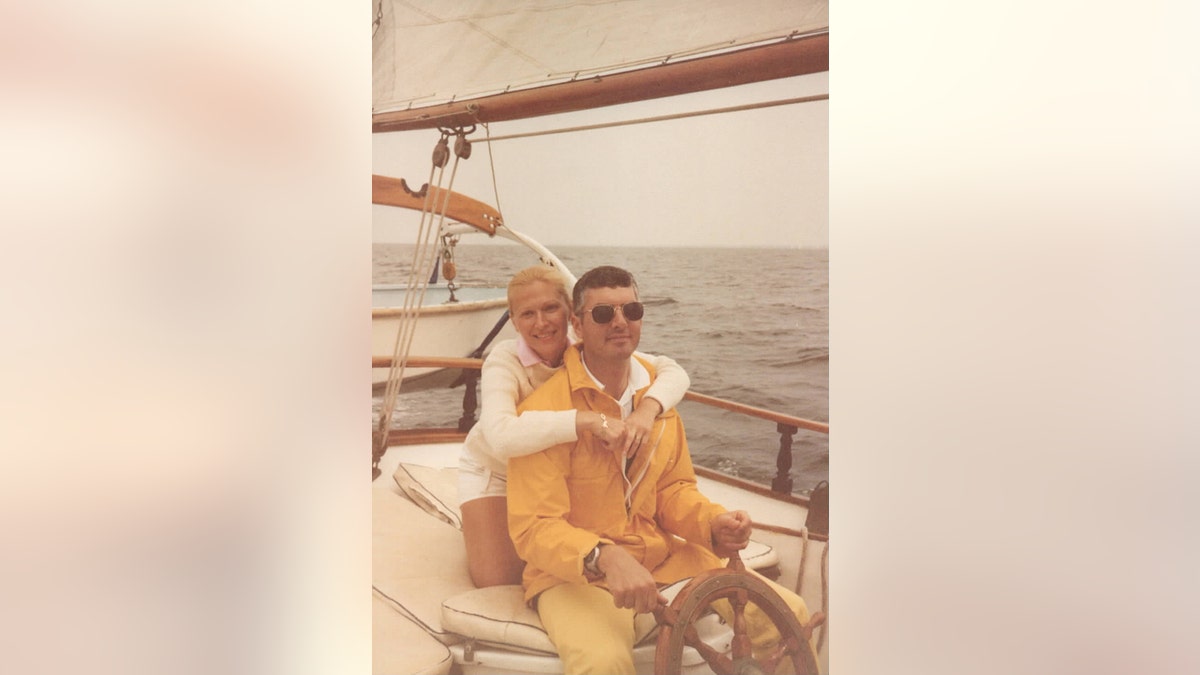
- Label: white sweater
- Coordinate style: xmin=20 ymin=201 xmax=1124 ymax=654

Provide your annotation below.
xmin=458 ymin=339 xmax=691 ymax=478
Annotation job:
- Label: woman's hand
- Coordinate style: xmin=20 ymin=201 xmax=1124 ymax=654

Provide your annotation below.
xmin=580 ymin=411 xmax=627 ymax=450
xmin=596 ymin=414 xmax=627 ymax=449
xmin=623 ymin=398 xmax=663 ymax=459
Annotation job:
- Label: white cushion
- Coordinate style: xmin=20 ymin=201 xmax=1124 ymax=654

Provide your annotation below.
xmin=392 ymin=463 xmax=462 ymax=528
xmin=440 ymin=585 xmax=555 ymax=655
xmin=739 ymin=538 xmax=780 ymax=571
xmin=373 ymin=593 xmax=452 ymax=675
xmin=373 ymin=487 xmax=475 ymax=644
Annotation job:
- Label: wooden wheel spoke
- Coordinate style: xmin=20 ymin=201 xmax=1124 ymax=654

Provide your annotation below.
xmin=727 ymin=587 xmax=753 ymax=660
xmin=802 ymin=610 xmax=826 ymax=640
xmin=755 ymin=636 xmax=803 ymax=675
xmin=681 ymin=621 xmax=736 ymax=675
xmin=654 ymin=604 xmax=680 ymax=628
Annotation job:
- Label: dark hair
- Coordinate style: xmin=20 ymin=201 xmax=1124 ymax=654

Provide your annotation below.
xmin=571 ymin=265 xmax=639 ymax=312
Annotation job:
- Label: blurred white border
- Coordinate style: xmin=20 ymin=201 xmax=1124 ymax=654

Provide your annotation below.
xmin=2 ymin=2 xmax=1198 ymax=673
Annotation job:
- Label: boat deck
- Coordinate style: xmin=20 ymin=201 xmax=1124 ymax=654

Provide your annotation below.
xmin=374 ymin=438 xmax=828 ymax=674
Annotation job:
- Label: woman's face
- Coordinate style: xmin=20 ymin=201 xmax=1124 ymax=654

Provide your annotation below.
xmin=509 ymin=279 xmax=570 ymax=365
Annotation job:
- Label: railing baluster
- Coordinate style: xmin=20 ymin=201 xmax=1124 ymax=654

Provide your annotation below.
xmin=772 ymin=423 xmax=797 ymax=494
xmin=457 ymin=368 xmax=480 ymax=432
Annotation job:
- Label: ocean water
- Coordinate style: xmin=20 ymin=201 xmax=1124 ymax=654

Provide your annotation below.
xmin=373 ymin=244 xmax=828 ymax=496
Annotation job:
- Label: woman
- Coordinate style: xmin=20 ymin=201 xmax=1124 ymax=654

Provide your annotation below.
xmin=459 ymin=265 xmax=691 ymax=587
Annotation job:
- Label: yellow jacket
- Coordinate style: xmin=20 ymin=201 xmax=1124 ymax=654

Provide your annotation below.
xmin=507 ymin=344 xmax=726 ymax=603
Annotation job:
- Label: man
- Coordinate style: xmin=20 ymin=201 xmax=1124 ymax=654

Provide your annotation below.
xmin=507 ymin=265 xmax=815 ymax=675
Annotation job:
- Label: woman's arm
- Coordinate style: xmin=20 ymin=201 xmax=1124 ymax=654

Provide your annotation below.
xmin=623 ymin=352 xmax=691 ymax=455
xmin=475 ymin=344 xmax=619 ymax=460
xmin=637 ymin=351 xmax=690 ymax=415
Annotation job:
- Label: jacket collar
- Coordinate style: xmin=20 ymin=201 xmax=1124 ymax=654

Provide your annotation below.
xmin=564 ymin=343 xmax=655 ymax=402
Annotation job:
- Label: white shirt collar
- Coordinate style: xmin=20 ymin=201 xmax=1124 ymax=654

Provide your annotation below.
xmin=580 ymin=355 xmax=650 ymax=419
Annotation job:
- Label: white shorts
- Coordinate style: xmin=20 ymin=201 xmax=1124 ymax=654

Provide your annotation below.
xmin=458 ymin=454 xmax=508 ymax=505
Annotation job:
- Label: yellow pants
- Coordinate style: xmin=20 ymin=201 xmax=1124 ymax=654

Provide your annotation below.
xmin=537 ymin=583 xmax=637 ymax=675
xmin=536 ymin=571 xmax=817 ymax=675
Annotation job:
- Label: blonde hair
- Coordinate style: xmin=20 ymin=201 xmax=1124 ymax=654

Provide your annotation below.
xmin=507 ymin=265 xmax=572 ymax=313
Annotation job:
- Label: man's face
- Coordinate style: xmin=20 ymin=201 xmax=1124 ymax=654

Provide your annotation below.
xmin=572 ymin=284 xmax=641 ymax=365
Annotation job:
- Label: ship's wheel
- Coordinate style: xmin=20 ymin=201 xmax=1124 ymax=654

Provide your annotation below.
xmin=654 ymin=553 xmax=824 ymax=675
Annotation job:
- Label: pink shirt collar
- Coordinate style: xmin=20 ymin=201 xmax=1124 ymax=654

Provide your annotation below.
xmin=516 ymin=335 xmax=551 ymax=368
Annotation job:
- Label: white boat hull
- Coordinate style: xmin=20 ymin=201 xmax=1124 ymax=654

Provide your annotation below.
xmin=372 ymin=287 xmax=514 ymax=390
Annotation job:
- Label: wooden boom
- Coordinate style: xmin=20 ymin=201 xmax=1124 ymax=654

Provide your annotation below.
xmin=373 ymin=33 xmax=828 ymax=134
xmin=372 ymin=174 xmax=501 ymax=235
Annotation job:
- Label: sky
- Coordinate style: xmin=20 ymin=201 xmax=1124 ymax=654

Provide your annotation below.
xmin=372 ymin=72 xmax=828 ymax=248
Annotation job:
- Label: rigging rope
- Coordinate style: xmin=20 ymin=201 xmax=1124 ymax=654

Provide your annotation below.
xmin=818 ymin=539 xmax=828 ymax=652
xmin=373 ymin=130 xmax=472 ymax=474
xmin=794 ymin=524 xmax=828 ymax=655
xmin=795 ymin=526 xmax=810 ymax=595
xmin=481 ymin=122 xmax=506 ymax=217
xmin=466 ymin=94 xmax=828 ymax=143
xmin=372 ymin=0 xmax=383 ymax=38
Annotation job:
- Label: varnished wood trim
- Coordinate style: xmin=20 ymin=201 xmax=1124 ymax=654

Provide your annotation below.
xmin=372 ymin=174 xmax=500 ymax=234
xmin=373 ymin=356 xmax=484 ymax=369
xmin=385 ymin=427 xmax=468 ymax=446
xmin=684 ymin=392 xmax=828 ymax=434
xmin=374 ymin=33 xmax=828 ymax=133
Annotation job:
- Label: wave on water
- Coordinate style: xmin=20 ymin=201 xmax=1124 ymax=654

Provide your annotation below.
xmin=641 ymin=297 xmax=677 ymax=306
xmin=770 ymin=348 xmax=830 ymax=367
xmin=771 ymin=354 xmax=829 ymax=368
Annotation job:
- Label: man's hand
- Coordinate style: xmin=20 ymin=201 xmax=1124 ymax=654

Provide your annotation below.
xmin=711 ymin=510 xmax=752 ymax=558
xmin=596 ymin=545 xmax=668 ymax=614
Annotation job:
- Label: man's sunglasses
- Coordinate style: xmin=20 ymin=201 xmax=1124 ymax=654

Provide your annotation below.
xmin=582 ymin=302 xmax=645 ymax=324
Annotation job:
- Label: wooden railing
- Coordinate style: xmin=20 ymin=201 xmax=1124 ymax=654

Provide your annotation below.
xmin=682 ymin=392 xmax=828 ymax=494
xmin=682 ymin=391 xmax=828 ymax=434
xmin=372 ymin=356 xmax=484 ymax=370
xmin=374 ymin=356 xmax=828 ymax=495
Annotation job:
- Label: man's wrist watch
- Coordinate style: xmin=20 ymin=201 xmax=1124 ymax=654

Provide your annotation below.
xmin=584 ymin=544 xmax=604 ymax=576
